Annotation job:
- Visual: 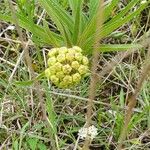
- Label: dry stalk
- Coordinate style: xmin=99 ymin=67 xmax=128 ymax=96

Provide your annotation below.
xmin=82 ymin=0 xmax=104 ymax=149
xmin=117 ymin=44 xmax=150 ymax=149
xmin=8 ymin=2 xmax=56 ymax=150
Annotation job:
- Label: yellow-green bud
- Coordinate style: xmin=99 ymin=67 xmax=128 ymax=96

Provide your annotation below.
xmin=45 ymin=68 xmax=51 ymax=78
xmin=59 ymin=81 xmax=68 ymax=88
xmin=57 ymin=54 xmax=66 ymax=63
xmin=82 ymin=56 xmax=89 ymax=65
xmin=46 ymin=46 xmax=89 ymax=89
xmin=63 ymin=64 xmax=72 ymax=74
xmin=78 ymin=65 xmax=88 ymax=75
xmin=48 ymin=48 xmax=58 ymax=57
xmin=63 ymin=75 xmax=72 ymax=84
xmin=75 ymin=53 xmax=83 ymax=61
xmin=68 ymin=48 xmax=76 ymax=54
xmin=71 ymin=61 xmax=80 ymax=70
xmin=49 ymin=66 xmax=56 ymax=75
xmin=66 ymin=52 xmax=74 ymax=61
xmin=50 ymin=75 xmax=59 ymax=84
xmin=56 ymin=71 xmax=65 ymax=79
xmin=73 ymin=46 xmax=82 ymax=53
xmin=54 ymin=62 xmax=62 ymax=72
xmin=58 ymin=47 xmax=68 ymax=54
xmin=72 ymin=73 xmax=81 ymax=83
xmin=48 ymin=57 xmax=56 ymax=66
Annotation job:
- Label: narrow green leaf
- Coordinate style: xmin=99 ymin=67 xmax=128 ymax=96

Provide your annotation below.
xmin=15 ymin=80 xmax=34 ymax=87
xmin=104 ymin=0 xmax=140 ymax=26
xmin=43 ymin=20 xmax=60 ymax=47
xmin=72 ymin=0 xmax=83 ymax=44
xmin=89 ymin=0 xmax=99 ymax=19
xmin=45 ymin=88 xmax=57 ymax=134
xmin=38 ymin=142 xmax=47 ymax=150
xmin=77 ymin=15 xmax=96 ymax=47
xmin=19 ymin=122 xmax=30 ymax=150
xmin=13 ymin=140 xmax=19 ymax=150
xmin=61 ymin=23 xmax=72 ymax=47
xmin=0 ymin=13 xmax=63 ymax=46
xmin=27 ymin=138 xmax=38 ymax=150
xmin=38 ymin=0 xmax=73 ymax=36
xmin=0 ymin=13 xmax=12 ymax=22
xmin=14 ymin=72 xmax=45 ymax=87
xmin=68 ymin=0 xmax=78 ymax=17
xmin=99 ymin=44 xmax=142 ymax=52
xmin=100 ymin=2 xmax=149 ymax=38
xmin=104 ymin=0 xmax=119 ymax=21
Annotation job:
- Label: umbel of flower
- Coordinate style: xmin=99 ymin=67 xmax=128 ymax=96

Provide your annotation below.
xmin=45 ymin=46 xmax=89 ymax=89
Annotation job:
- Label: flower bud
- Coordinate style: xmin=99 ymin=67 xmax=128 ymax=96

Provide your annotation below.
xmin=71 ymin=61 xmax=80 ymax=70
xmin=68 ymin=48 xmax=76 ymax=54
xmin=58 ymin=47 xmax=68 ymax=54
xmin=73 ymin=46 xmax=82 ymax=53
xmin=45 ymin=46 xmax=89 ymax=89
xmin=48 ymin=48 xmax=58 ymax=57
xmin=45 ymin=68 xmax=51 ymax=78
xmin=50 ymin=75 xmax=59 ymax=84
xmin=59 ymin=81 xmax=68 ymax=88
xmin=66 ymin=52 xmax=74 ymax=61
xmin=63 ymin=75 xmax=72 ymax=84
xmin=54 ymin=62 xmax=62 ymax=72
xmin=57 ymin=54 xmax=66 ymax=63
xmin=78 ymin=65 xmax=88 ymax=75
xmin=82 ymin=56 xmax=89 ymax=65
xmin=72 ymin=73 xmax=81 ymax=83
xmin=63 ymin=64 xmax=72 ymax=74
xmin=75 ymin=53 xmax=83 ymax=61
xmin=49 ymin=66 xmax=56 ymax=75
xmin=56 ymin=71 xmax=65 ymax=79
xmin=48 ymin=57 xmax=56 ymax=66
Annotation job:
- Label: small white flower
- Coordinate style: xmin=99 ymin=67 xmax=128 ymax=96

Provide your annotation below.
xmin=78 ymin=127 xmax=88 ymax=139
xmin=78 ymin=125 xmax=98 ymax=140
xmin=88 ymin=125 xmax=98 ymax=139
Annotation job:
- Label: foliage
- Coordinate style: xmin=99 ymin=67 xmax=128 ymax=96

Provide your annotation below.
xmin=0 ymin=0 xmax=148 ymax=54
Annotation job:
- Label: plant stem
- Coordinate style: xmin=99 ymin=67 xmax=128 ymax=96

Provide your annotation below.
xmin=82 ymin=0 xmax=104 ymax=149
xmin=118 ymin=44 xmax=150 ymax=149
xmin=8 ymin=2 xmax=56 ymax=150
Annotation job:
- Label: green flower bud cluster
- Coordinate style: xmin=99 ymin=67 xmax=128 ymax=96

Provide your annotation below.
xmin=45 ymin=46 xmax=89 ymax=89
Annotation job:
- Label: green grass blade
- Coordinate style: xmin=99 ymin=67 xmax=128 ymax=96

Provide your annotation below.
xmin=0 ymin=13 xmax=12 ymax=22
xmin=45 ymin=89 xmax=57 ymax=134
xmin=19 ymin=121 xmax=30 ymax=150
